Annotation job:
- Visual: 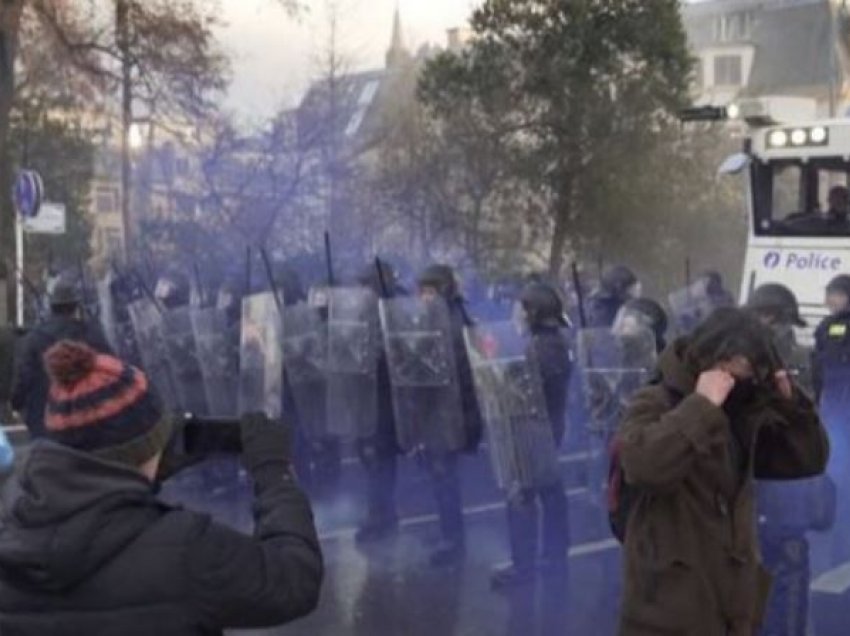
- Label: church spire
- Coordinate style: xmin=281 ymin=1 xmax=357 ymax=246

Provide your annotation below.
xmin=386 ymin=4 xmax=408 ymax=68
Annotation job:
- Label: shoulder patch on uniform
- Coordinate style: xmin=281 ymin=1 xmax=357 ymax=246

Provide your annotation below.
xmin=828 ymin=324 xmax=848 ymax=338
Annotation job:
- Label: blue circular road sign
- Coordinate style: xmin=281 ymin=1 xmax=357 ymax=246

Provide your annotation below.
xmin=13 ymin=170 xmax=44 ymax=219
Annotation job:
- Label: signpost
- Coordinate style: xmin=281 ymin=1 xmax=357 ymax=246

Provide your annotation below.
xmin=10 ymin=171 xmax=62 ymax=326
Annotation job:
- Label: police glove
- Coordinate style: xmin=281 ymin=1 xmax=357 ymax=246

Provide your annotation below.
xmin=240 ymin=412 xmax=293 ymax=480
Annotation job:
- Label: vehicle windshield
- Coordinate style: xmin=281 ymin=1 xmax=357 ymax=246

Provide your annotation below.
xmin=752 ymin=157 xmax=850 ymax=236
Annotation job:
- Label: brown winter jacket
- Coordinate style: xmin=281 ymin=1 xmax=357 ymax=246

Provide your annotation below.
xmin=617 ymin=341 xmax=829 ymax=636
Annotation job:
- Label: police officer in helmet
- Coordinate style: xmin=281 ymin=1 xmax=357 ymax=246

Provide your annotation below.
xmin=417 ymin=264 xmax=483 ymax=566
xmin=491 ymin=281 xmax=572 ymax=589
xmin=11 ymin=274 xmax=113 ymax=438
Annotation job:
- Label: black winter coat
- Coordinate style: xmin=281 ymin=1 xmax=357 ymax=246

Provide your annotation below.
xmin=0 ymin=441 xmax=323 ymax=635
xmin=10 ymin=316 xmax=113 ymax=437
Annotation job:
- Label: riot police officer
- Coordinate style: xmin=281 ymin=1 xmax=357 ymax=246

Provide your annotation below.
xmin=417 ymin=264 xmax=483 ymax=566
xmin=11 ymin=274 xmax=113 ymax=438
xmin=354 ymin=259 xmax=405 ymax=543
xmin=586 ymin=265 xmax=641 ymax=328
xmin=749 ymin=283 xmax=833 ymax=636
xmin=814 ymin=274 xmax=850 ymax=401
xmin=490 ymin=281 xmax=571 ymax=589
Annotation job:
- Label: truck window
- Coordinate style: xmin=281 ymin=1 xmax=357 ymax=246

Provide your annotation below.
xmin=752 ymin=157 xmax=850 ymax=236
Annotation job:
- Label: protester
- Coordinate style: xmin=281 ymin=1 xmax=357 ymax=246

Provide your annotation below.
xmin=0 ymin=340 xmax=323 ymax=635
xmin=616 ymin=308 xmax=829 ymax=636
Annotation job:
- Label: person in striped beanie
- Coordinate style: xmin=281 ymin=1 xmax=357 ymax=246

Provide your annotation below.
xmin=0 ymin=340 xmax=322 ymax=635
xmin=42 ymin=339 xmax=172 ymax=476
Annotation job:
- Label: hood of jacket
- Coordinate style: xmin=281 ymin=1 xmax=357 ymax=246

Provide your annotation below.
xmin=0 ymin=441 xmax=165 ymax=592
xmin=656 ymin=339 xmax=699 ymax=398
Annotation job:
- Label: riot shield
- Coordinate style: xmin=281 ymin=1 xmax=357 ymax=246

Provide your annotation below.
xmin=282 ymin=302 xmax=328 ymax=440
xmin=464 ymin=322 xmax=561 ymax=491
xmin=191 ymin=307 xmax=239 ymax=417
xmin=127 ymin=299 xmax=178 ymax=410
xmin=379 ymin=296 xmax=465 ymax=454
xmin=98 ymin=276 xmax=141 ymax=365
xmin=325 ymin=287 xmax=379 ymax=440
xmin=238 ymin=293 xmax=283 ymax=419
xmin=576 ymin=327 xmax=657 ymax=437
xmin=161 ymin=307 xmax=209 ymax=415
xmin=668 ymin=279 xmax=718 ymax=335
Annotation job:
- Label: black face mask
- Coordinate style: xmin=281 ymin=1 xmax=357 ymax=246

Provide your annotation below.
xmin=723 ymin=378 xmax=758 ymax=417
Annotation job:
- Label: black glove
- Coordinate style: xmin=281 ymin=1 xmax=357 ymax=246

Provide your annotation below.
xmin=240 ymin=412 xmax=293 ymax=478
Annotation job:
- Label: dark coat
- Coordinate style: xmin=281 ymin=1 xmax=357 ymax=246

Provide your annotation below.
xmin=10 ymin=316 xmax=113 ymax=437
xmin=617 ymin=341 xmax=829 ymax=636
xmin=530 ymin=326 xmax=571 ymax=446
xmin=448 ymin=298 xmax=484 ymax=453
xmin=0 ymin=441 xmax=323 ymax=635
xmin=812 ymin=309 xmax=850 ymax=399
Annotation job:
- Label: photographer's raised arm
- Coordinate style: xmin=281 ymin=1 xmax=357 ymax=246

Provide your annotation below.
xmin=187 ymin=414 xmax=323 ymax=629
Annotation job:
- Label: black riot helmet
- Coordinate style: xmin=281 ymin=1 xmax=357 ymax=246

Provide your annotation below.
xmin=273 ymin=263 xmax=306 ymax=307
xmin=519 ymin=282 xmax=568 ymax=329
xmin=48 ymin=273 xmax=82 ymax=312
xmin=747 ymin=283 xmax=806 ymax=328
xmin=826 ymin=274 xmax=850 ymax=299
xmin=600 ymin=265 xmax=639 ymax=300
xmin=417 ymin=264 xmax=459 ymax=301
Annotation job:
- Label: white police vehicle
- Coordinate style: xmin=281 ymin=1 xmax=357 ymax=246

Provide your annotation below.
xmin=712 ymin=103 xmax=850 ymax=338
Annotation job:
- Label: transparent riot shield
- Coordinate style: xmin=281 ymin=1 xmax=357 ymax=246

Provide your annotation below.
xmin=282 ymin=302 xmax=328 ymax=440
xmin=191 ymin=307 xmax=239 ymax=418
xmin=127 ymin=299 xmax=178 ymax=410
xmin=379 ymin=296 xmax=465 ymax=454
xmin=97 ymin=276 xmax=141 ymax=364
xmin=577 ymin=326 xmax=656 ymax=507
xmin=162 ymin=307 xmax=209 ymax=415
xmin=325 ymin=288 xmax=379 ymax=440
xmin=668 ymin=279 xmax=717 ymax=335
xmin=577 ymin=327 xmax=657 ymax=436
xmin=465 ymin=322 xmax=561 ymax=491
xmin=238 ymin=293 xmax=283 ymax=419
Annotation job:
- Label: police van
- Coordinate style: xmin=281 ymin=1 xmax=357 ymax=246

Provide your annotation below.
xmin=717 ymin=103 xmax=850 ymax=340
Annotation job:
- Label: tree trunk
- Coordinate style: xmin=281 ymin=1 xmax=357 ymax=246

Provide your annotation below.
xmin=548 ymin=176 xmax=574 ymax=277
xmin=116 ymin=0 xmax=133 ymax=262
xmin=0 ymin=1 xmax=25 ymax=323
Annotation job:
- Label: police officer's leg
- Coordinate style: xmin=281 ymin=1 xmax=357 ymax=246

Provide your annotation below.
xmin=491 ymin=487 xmax=537 ymax=589
xmin=539 ymin=480 xmax=570 ymax=577
xmin=759 ymin=529 xmax=810 ymax=636
xmin=427 ymin=451 xmax=465 ymax=565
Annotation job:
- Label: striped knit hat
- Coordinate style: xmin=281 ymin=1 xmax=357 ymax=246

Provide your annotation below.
xmin=43 ymin=340 xmax=172 ymax=467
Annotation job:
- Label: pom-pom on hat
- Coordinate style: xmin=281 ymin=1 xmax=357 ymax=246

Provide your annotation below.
xmin=43 ymin=340 xmax=171 ymax=467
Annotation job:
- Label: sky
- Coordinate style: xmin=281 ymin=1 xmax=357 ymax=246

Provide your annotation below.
xmin=217 ymin=0 xmax=481 ymax=125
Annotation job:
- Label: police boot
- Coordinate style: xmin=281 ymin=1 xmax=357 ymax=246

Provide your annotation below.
xmin=490 ymin=563 xmax=536 ymax=591
xmin=492 ymin=492 xmax=537 ymax=590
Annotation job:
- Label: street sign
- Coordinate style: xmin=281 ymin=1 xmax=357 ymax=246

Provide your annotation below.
xmin=23 ymin=202 xmax=65 ymax=235
xmin=12 ymin=170 xmax=43 ymax=219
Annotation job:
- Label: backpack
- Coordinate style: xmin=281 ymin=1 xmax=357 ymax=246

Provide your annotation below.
xmin=607 ymin=384 xmax=682 ymax=543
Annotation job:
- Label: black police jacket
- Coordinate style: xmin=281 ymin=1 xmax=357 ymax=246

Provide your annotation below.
xmin=10 ymin=316 xmax=114 ymax=437
xmin=0 ymin=441 xmax=322 ymax=635
xmin=813 ymin=310 xmax=850 ymax=399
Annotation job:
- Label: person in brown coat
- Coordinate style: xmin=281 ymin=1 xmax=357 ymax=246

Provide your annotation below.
xmin=616 ymin=308 xmax=829 ymax=636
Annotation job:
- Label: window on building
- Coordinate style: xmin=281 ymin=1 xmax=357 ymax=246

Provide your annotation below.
xmin=714 ymin=54 xmax=743 ymax=86
xmin=95 ymin=186 xmax=117 ymax=214
xmin=714 ymin=11 xmax=754 ymax=42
